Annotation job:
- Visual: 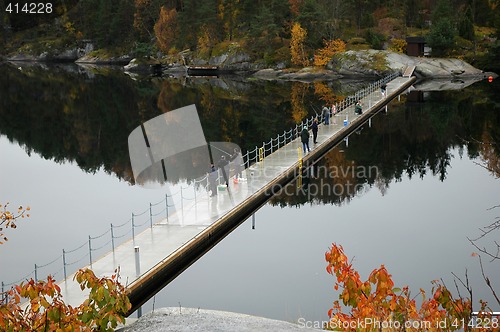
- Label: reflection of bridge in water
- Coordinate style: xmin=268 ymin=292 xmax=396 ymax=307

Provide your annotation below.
xmin=27 ymin=72 xmax=418 ymax=315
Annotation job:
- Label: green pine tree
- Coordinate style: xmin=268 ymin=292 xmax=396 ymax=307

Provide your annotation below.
xmin=427 ymin=0 xmax=456 ymax=56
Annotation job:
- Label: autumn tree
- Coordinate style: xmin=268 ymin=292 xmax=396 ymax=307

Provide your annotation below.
xmin=313 ymin=38 xmax=346 ymax=66
xmin=218 ymin=0 xmax=240 ymax=41
xmin=134 ymin=0 xmax=163 ymax=40
xmin=389 ymin=38 xmax=407 ymax=53
xmin=0 ymin=207 xmax=131 ymax=331
xmin=290 ymin=22 xmax=309 ymax=67
xmin=0 ymin=270 xmax=131 ymax=331
xmin=0 ymin=203 xmax=29 ymax=245
xmin=154 ymin=6 xmax=179 ymax=54
xmin=325 ymin=243 xmax=500 ymax=331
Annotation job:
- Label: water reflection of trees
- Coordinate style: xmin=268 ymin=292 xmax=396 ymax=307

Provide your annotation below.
xmin=271 ymin=82 xmax=500 ymax=207
xmin=1 ymin=63 xmax=498 ymax=186
xmin=0 ymin=65 xmax=312 ymax=183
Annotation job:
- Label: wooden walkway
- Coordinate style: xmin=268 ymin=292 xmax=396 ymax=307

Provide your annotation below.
xmin=56 ymin=75 xmax=417 ymax=315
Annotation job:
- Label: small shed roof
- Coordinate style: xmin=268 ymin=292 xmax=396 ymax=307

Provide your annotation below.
xmin=406 ymin=36 xmax=426 ymax=43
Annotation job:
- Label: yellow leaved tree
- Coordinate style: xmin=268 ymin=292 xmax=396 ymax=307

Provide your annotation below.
xmin=290 ymin=22 xmax=309 ymax=67
xmin=154 ymin=6 xmax=179 ymax=54
xmin=314 ymin=39 xmax=346 ymax=67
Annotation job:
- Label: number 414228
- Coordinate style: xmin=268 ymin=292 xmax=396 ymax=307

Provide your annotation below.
xmin=5 ymin=3 xmax=53 ymax=14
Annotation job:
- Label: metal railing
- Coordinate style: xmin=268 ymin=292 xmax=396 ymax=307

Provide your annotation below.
xmin=0 ymin=176 xmax=211 ymax=297
xmin=240 ymin=72 xmax=401 ymax=167
xmin=1 ymin=72 xmax=401 ymax=299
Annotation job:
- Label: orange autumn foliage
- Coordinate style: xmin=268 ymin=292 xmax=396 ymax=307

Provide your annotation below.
xmin=0 ymin=269 xmax=131 ymax=331
xmin=314 ymin=39 xmax=346 ymax=67
xmin=324 ymin=243 xmax=494 ymax=331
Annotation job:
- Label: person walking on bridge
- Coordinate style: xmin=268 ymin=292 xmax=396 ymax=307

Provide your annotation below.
xmin=301 ymin=125 xmax=311 ymax=154
xmin=311 ymin=118 xmax=319 ymax=144
xmin=322 ymin=106 xmax=330 ymax=125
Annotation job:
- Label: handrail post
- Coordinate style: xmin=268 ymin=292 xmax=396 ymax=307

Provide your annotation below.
xmin=63 ymin=249 xmax=67 ymax=280
xmin=132 ymin=213 xmax=135 ymax=242
xmin=134 ymin=246 xmax=142 ymax=318
xmin=165 ymin=194 xmax=169 ymax=222
xmin=111 ymin=223 xmax=115 ymax=253
xmin=1 ymin=281 xmax=6 ymax=304
xmin=88 ymin=235 xmax=93 ymax=268
xmin=194 ymin=185 xmax=197 ymax=207
xmin=149 ymin=203 xmax=153 ymax=228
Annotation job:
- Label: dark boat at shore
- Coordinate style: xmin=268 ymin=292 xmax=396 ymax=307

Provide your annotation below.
xmin=187 ymin=66 xmax=219 ymax=76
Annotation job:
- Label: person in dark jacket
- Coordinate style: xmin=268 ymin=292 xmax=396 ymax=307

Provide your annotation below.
xmin=311 ymin=118 xmax=319 ymax=144
xmin=300 ymin=126 xmax=310 ymax=153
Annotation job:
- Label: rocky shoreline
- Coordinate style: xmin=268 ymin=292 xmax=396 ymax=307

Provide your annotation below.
xmin=3 ymin=48 xmax=497 ymax=81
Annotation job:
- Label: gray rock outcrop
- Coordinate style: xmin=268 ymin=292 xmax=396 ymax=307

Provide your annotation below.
xmin=328 ymin=50 xmax=496 ymax=79
xmin=76 ymin=54 xmax=133 ymax=65
xmin=118 ymin=307 xmax=321 ymax=332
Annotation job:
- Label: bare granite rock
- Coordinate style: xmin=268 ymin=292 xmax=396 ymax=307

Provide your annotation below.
xmin=118 ymin=308 xmax=322 ymax=332
xmin=328 ymin=50 xmax=497 ymax=79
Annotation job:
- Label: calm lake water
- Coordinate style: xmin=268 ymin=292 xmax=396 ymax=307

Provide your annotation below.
xmin=0 ymin=63 xmax=499 ymax=324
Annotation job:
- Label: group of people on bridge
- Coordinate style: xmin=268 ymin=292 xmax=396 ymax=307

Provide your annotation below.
xmin=300 ymin=101 xmax=365 ymax=154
